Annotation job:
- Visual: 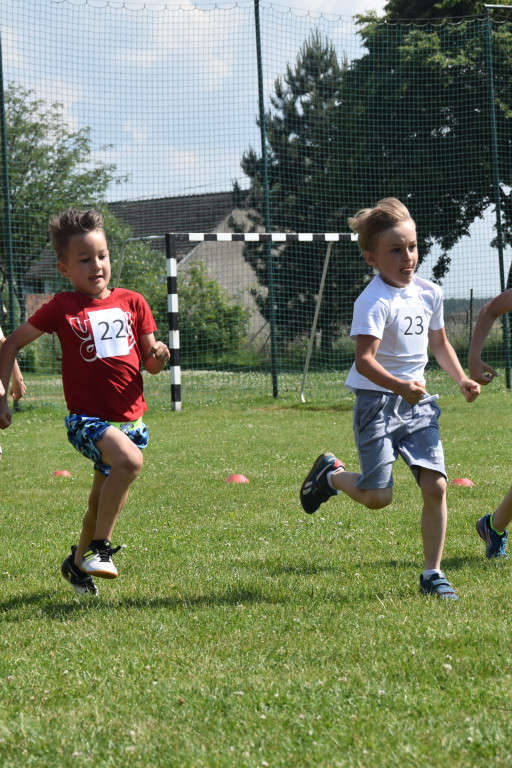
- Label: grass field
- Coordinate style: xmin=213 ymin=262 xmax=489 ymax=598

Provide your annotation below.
xmin=1 ymin=388 xmax=512 ymax=766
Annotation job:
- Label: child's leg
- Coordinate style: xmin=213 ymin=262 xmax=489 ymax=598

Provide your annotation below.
xmin=330 ymin=468 xmax=393 ymax=510
xmin=418 ymin=468 xmax=447 ymax=570
xmin=91 ymin=426 xmax=143 ymax=542
xmin=489 ymin=485 xmax=512 ymax=533
xmin=74 ymin=469 xmax=106 ymax=567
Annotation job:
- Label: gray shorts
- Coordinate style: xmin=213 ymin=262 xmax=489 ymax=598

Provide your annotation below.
xmin=353 ymin=390 xmax=446 ymax=490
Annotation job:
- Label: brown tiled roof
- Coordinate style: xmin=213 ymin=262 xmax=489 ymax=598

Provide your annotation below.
xmin=109 ymin=191 xmax=236 ymax=257
xmin=109 ymin=191 xmax=234 ymax=238
xmin=27 ymin=191 xmax=237 ymax=279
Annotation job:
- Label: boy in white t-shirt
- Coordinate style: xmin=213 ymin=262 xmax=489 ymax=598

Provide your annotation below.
xmin=300 ymin=198 xmax=480 ymax=600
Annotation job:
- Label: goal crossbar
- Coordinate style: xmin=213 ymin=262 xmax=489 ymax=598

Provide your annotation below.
xmin=118 ymin=232 xmax=358 ymax=411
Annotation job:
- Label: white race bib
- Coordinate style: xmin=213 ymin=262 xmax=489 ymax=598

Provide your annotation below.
xmin=88 ymin=308 xmax=130 ymax=359
xmin=395 ymin=307 xmax=427 ymax=355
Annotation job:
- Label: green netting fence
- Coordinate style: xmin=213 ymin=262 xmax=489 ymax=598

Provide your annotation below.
xmin=2 ymin=0 xmax=512 ymax=408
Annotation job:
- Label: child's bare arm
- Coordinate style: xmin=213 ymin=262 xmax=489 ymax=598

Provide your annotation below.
xmin=11 ymin=359 xmax=26 ymax=401
xmin=0 ymin=337 xmax=27 ymax=400
xmin=468 ymin=290 xmax=512 ymax=385
xmin=0 ymin=322 xmax=44 ymax=428
xmin=139 ymin=333 xmax=170 ymax=375
xmin=429 ymin=327 xmax=480 ymax=402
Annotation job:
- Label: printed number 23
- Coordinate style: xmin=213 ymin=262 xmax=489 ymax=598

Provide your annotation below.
xmin=98 ymin=319 xmax=126 ymax=340
xmin=404 ymin=315 xmax=424 ymax=335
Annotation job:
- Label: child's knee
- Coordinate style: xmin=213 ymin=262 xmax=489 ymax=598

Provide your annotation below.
xmin=363 ymin=487 xmax=393 ymax=509
xmin=117 ymin=447 xmax=143 ymax=477
xmin=419 ymin=471 xmax=446 ymax=501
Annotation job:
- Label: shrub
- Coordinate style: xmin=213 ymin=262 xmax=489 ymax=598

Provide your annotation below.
xmin=178 ymin=262 xmax=250 ymax=361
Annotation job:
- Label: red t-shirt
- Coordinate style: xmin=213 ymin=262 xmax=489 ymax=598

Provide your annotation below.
xmin=29 ymin=288 xmax=157 ymax=421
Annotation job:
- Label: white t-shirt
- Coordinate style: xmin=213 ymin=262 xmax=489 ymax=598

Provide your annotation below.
xmin=345 ymin=273 xmax=444 ymax=394
xmin=0 ymin=325 xmax=4 ymax=341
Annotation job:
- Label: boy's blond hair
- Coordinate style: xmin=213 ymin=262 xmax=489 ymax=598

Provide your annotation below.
xmin=348 ymin=198 xmax=413 ymax=253
xmin=49 ymin=208 xmax=105 ymax=261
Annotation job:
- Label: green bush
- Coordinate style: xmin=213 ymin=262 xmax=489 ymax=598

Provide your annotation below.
xmin=178 ymin=262 xmax=250 ymax=362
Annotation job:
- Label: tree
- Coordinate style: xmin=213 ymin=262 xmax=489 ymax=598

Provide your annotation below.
xmin=0 ymin=83 xmax=126 ymax=327
xmin=235 ymin=31 xmax=371 ymax=351
xmin=342 ymin=2 xmax=512 ymax=281
xmin=383 ymin=0 xmax=486 ymax=20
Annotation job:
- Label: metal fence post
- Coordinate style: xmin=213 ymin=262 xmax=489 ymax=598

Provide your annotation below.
xmin=484 ymin=6 xmax=511 ymax=388
xmin=254 ymin=0 xmax=278 ymax=398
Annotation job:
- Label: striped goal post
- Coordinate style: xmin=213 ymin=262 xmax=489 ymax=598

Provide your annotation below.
xmin=165 ymin=232 xmax=358 ymax=410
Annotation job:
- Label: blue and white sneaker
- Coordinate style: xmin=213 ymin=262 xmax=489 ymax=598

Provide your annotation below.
xmin=419 ymin=572 xmax=458 ymax=600
xmin=61 ymin=546 xmax=98 ymax=596
xmin=80 ymin=541 xmax=121 ymax=579
xmin=300 ymin=452 xmax=345 ymax=514
xmin=476 ymin=514 xmax=508 ymax=559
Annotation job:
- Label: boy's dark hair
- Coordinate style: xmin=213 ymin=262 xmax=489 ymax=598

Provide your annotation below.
xmin=49 ymin=208 xmax=104 ymax=261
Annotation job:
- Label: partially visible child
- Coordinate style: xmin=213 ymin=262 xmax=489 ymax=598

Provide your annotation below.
xmin=300 ymin=198 xmax=480 ymax=599
xmin=0 ymin=326 xmax=26 ymax=458
xmin=0 ymin=208 xmax=170 ymax=595
xmin=468 ymin=290 xmax=512 ymax=559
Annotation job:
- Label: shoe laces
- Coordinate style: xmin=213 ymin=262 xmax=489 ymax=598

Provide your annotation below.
xmin=97 ymin=544 xmax=121 ymax=562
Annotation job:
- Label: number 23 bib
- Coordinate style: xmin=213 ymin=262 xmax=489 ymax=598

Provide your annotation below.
xmin=394 ymin=306 xmax=427 ymax=355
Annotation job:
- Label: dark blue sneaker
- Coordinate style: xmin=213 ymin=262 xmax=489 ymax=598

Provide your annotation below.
xmin=476 ymin=514 xmax=508 ymax=559
xmin=61 ymin=546 xmax=99 ymax=596
xmin=300 ymin=452 xmax=345 ymax=514
xmin=419 ymin=573 xmax=458 ymax=600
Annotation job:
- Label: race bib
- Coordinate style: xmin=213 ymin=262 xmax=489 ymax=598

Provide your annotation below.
xmin=88 ymin=308 xmax=130 ymax=359
xmin=395 ymin=307 xmax=427 ymax=355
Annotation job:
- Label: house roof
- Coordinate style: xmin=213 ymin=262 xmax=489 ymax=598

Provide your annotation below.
xmin=109 ymin=191 xmax=235 ymax=241
xmin=27 ymin=191 xmax=237 ymax=280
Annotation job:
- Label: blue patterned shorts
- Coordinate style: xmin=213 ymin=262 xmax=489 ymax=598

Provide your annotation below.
xmin=65 ymin=414 xmax=149 ymax=476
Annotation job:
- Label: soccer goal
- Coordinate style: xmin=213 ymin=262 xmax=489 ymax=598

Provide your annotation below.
xmin=118 ymin=231 xmax=358 ymax=410
xmin=165 ymin=232 xmax=358 ymax=409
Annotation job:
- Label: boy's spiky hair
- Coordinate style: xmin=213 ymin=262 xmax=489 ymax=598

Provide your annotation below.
xmin=48 ymin=209 xmax=104 ymax=260
xmin=348 ymin=198 xmax=413 ymax=253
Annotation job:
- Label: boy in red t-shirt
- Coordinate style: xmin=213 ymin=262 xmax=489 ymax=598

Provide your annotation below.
xmin=0 ymin=209 xmax=170 ymax=596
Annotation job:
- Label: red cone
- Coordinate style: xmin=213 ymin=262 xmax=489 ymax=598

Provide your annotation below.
xmin=226 ymin=474 xmax=249 ymax=483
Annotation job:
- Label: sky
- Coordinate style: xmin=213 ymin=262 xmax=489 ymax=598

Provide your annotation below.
xmin=197 ymin=0 xmax=388 ymax=15
xmin=2 ymin=0 xmax=388 ymax=201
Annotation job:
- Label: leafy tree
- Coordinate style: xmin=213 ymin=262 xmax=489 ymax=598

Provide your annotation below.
xmin=383 ymin=0 xmax=486 ymax=20
xmin=240 ymin=0 xmax=512 ymax=336
xmin=0 ymin=83 xmax=126 ymax=327
xmin=342 ymin=1 xmax=512 ymax=281
xmin=235 ymin=31 xmax=371 ymax=351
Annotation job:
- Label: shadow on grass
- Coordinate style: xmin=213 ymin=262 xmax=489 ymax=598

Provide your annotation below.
xmin=1 ymin=555 xmax=490 ymax=622
xmin=382 ymin=554 xmax=483 ymax=571
xmin=0 ymin=584 xmax=287 ymax=622
xmin=265 ymin=562 xmax=339 ymax=576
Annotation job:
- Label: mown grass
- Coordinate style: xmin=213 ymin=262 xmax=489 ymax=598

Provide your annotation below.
xmin=1 ymin=388 xmax=512 ymax=766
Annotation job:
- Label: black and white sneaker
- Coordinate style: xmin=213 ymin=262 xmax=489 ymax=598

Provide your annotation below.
xmin=80 ymin=541 xmax=121 ymax=579
xmin=61 ymin=546 xmax=98 ymax=596
xmin=300 ymin=452 xmax=345 ymax=514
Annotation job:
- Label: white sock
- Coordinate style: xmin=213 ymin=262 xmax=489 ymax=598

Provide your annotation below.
xmin=327 ymin=470 xmax=339 ymax=490
xmin=422 ymin=569 xmax=443 ymax=579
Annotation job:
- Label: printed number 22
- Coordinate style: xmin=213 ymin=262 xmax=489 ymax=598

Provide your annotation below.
xmin=98 ymin=319 xmax=126 ymax=341
xmin=404 ymin=315 xmax=424 ymax=335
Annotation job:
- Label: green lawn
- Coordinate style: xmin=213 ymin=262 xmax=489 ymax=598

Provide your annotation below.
xmin=1 ymin=389 xmax=512 ymax=766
